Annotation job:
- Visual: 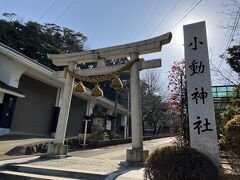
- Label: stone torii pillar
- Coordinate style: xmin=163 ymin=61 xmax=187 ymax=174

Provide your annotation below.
xmin=126 ymin=52 xmax=145 ymax=161
xmin=47 ymin=32 xmax=172 ymax=161
xmin=47 ymin=62 xmax=76 ymax=156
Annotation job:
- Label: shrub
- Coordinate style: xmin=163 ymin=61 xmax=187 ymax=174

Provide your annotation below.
xmin=64 ymin=136 xmax=82 ymax=149
xmin=221 ymin=106 xmax=240 ymax=124
xmin=224 ymin=114 xmax=240 ymax=152
xmin=144 ymin=146 xmax=218 ymax=180
xmin=89 ymin=131 xmax=109 ymax=141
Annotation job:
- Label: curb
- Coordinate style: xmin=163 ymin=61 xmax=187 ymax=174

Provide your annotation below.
xmin=9 ymin=164 xmax=107 ymax=180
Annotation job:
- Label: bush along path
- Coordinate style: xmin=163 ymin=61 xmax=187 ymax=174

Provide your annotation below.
xmin=144 ymin=146 xmax=218 ymax=180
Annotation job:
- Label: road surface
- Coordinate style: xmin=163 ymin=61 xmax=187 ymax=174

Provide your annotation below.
xmin=71 ymin=136 xmax=175 ymax=160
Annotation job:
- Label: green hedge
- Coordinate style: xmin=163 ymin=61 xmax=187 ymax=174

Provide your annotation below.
xmin=224 ymin=114 xmax=240 ymax=153
xmin=144 ymin=146 xmax=218 ymax=180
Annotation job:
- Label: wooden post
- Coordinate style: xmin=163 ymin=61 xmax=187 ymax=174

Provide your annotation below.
xmin=83 ymin=119 xmax=91 ymax=148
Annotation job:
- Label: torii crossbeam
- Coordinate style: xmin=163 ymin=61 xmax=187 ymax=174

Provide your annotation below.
xmin=47 ymin=32 xmax=172 ymax=162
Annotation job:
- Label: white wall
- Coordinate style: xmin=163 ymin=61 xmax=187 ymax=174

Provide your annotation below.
xmin=0 ymin=54 xmax=27 ymax=87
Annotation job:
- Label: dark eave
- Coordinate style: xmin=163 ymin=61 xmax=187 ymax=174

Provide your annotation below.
xmin=0 ymin=81 xmax=25 ymax=98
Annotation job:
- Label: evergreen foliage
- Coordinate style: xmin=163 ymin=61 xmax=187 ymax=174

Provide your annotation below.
xmin=224 ymin=114 xmax=240 ymax=153
xmin=0 ymin=15 xmax=87 ymax=70
xmin=0 ymin=13 xmax=129 ymax=102
xmin=227 ymin=45 xmax=240 ymax=74
xmin=144 ymin=146 xmax=218 ymax=180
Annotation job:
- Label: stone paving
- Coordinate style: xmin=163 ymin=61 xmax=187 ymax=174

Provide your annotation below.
xmin=15 ymin=156 xmax=143 ymax=179
xmin=26 ymin=157 xmax=123 ymax=174
xmin=0 ymin=156 xmax=141 ymax=179
xmin=0 ymin=137 xmax=173 ymax=179
xmin=1 ymin=137 xmax=238 ymax=179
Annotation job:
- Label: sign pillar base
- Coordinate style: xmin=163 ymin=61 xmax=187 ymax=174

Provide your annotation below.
xmin=45 ymin=144 xmax=71 ymax=159
xmin=126 ymin=148 xmax=149 ymax=162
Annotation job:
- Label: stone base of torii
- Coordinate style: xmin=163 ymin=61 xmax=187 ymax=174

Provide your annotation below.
xmin=46 ymin=32 xmax=172 ymax=162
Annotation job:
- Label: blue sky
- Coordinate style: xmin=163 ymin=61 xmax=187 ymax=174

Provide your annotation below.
xmin=0 ymin=0 xmax=236 ymax=87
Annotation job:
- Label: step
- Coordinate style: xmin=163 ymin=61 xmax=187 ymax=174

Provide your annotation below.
xmin=9 ymin=164 xmax=107 ymax=180
xmin=0 ymin=170 xmax=81 ymax=180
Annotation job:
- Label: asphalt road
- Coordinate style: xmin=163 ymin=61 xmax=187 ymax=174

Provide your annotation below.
xmin=71 ymin=137 xmax=175 ymax=160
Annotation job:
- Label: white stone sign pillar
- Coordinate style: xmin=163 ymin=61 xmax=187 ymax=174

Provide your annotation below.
xmin=184 ymin=21 xmax=220 ymax=167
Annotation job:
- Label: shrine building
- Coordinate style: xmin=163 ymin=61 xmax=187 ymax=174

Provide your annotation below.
xmin=0 ymin=43 xmax=128 ymax=137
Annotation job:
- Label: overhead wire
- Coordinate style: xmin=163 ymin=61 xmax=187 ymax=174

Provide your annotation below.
xmin=38 ymin=0 xmax=57 ymax=21
xmin=218 ymin=15 xmax=234 ymax=60
xmin=133 ymin=0 xmax=161 ymax=40
xmin=224 ymin=7 xmax=240 ymax=52
xmin=210 ymin=59 xmax=237 ymax=85
xmin=146 ymin=0 xmax=180 ymax=38
xmin=167 ymin=0 xmax=202 ymax=31
xmin=218 ymin=6 xmax=240 ymax=70
xmin=53 ymin=0 xmax=77 ymax=23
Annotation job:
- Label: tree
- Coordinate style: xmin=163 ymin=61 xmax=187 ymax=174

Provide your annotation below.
xmin=168 ymin=60 xmax=189 ymax=146
xmin=211 ymin=0 xmax=240 ymax=85
xmin=0 ymin=13 xmax=87 ymax=70
xmin=168 ymin=60 xmax=186 ymax=111
xmin=218 ymin=0 xmax=240 ymax=79
xmin=221 ymin=85 xmax=240 ymax=123
xmin=0 ymin=13 xmax=132 ymax=104
xmin=226 ymin=45 xmax=240 ymax=74
xmin=141 ymin=70 xmax=169 ymax=135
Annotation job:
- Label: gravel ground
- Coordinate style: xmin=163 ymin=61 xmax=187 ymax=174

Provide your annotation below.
xmin=27 ymin=157 xmax=124 ymax=173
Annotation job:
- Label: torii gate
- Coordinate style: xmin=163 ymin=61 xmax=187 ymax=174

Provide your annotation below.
xmin=47 ymin=32 xmax=172 ymax=162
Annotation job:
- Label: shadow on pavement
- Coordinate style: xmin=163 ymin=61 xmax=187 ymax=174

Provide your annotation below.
xmin=105 ymin=161 xmax=143 ymax=180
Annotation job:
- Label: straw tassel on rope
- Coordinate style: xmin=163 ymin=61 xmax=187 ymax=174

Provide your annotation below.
xmin=111 ymin=76 xmax=123 ymax=89
xmin=91 ymin=82 xmax=104 ymax=97
xmin=74 ymin=81 xmax=86 ymax=93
